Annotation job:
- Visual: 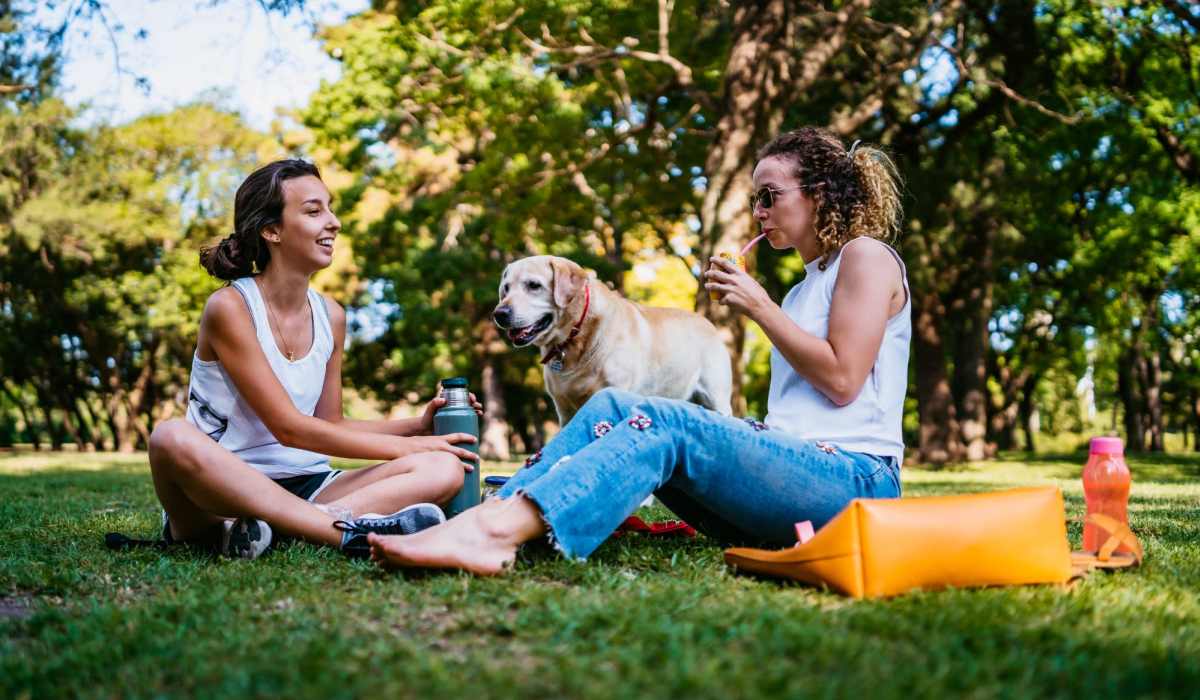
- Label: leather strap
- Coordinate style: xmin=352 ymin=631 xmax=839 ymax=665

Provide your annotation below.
xmin=1088 ymin=512 xmax=1143 ymax=564
xmin=541 ymin=284 xmax=591 ymax=366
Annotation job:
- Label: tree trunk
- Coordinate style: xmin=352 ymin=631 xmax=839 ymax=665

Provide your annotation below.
xmin=1 ymin=380 xmax=39 ymax=449
xmin=102 ymin=363 xmax=137 ymax=452
xmin=43 ymin=382 xmax=86 ymax=450
xmin=913 ymin=291 xmax=964 ymax=464
xmin=39 ymin=403 xmax=63 ymax=450
xmin=124 ymin=340 xmax=161 ymax=451
xmin=1117 ymin=347 xmax=1145 ymax=452
xmin=695 ymin=0 xmax=796 ymax=415
xmin=1192 ymin=388 xmax=1200 ymax=453
xmin=1143 ymin=351 xmax=1164 ymax=452
xmin=478 ymin=355 xmax=511 ymax=461
xmin=77 ymin=397 xmax=105 ymax=451
xmin=106 ymin=390 xmax=136 ymax=453
xmin=988 ymin=364 xmax=1026 ymax=452
xmin=472 ymin=320 xmax=511 ymax=460
xmin=57 ymin=399 xmax=85 ymax=450
xmin=952 ymin=225 xmax=994 ymax=461
xmin=30 ymin=376 xmax=67 ymax=450
xmin=69 ymin=400 xmax=95 ymax=451
xmin=1018 ymin=373 xmax=1039 ymax=453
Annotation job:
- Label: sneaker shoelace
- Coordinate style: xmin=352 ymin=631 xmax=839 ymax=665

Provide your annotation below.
xmin=332 ymin=514 xmax=411 ymax=538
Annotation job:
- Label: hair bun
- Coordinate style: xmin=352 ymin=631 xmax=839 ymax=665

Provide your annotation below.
xmin=200 ymin=232 xmax=254 ymax=280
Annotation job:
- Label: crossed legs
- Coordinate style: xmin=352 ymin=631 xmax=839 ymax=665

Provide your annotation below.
xmin=368 ymin=387 xmax=899 ymax=575
xmin=148 ymin=418 xmax=465 ymax=549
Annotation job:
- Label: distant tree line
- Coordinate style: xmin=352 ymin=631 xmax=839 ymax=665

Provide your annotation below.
xmin=2 ymin=1 xmax=1198 ymax=461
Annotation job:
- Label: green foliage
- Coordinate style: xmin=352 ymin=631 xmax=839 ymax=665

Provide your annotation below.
xmin=299 ymin=1 xmax=737 ymax=422
xmin=0 ymin=96 xmax=279 ymax=448
xmin=5 ymin=0 xmax=1200 ymax=461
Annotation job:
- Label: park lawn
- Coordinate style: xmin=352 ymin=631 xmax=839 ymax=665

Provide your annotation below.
xmin=1 ymin=450 xmax=1198 ymax=699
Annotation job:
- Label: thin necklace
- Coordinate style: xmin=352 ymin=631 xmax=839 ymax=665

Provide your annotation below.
xmin=259 ymin=281 xmax=310 ymax=362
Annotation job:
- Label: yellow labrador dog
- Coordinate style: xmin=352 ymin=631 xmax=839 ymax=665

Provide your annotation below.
xmin=493 ymin=255 xmax=733 ymax=424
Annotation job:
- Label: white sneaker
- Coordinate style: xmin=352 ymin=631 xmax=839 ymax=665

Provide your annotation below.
xmin=222 ymin=518 xmax=273 ymax=559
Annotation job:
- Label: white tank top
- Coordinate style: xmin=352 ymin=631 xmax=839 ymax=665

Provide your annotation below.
xmin=764 ymin=237 xmax=911 ymax=460
xmin=185 ymin=276 xmax=334 ymax=478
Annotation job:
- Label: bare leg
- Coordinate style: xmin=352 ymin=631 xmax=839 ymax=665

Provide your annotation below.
xmin=149 ymin=419 xmax=341 ymax=547
xmin=367 ymin=495 xmax=546 ymax=575
xmin=315 ymin=452 xmax=464 ymax=516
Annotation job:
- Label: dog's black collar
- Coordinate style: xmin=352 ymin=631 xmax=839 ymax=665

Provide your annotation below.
xmin=541 ymin=283 xmax=590 ymax=370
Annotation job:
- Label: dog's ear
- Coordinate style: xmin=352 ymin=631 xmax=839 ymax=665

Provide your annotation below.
xmin=551 ymin=257 xmax=585 ymax=308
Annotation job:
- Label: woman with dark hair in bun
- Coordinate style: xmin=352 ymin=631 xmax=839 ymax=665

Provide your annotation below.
xmin=148 ymin=159 xmax=482 ymax=559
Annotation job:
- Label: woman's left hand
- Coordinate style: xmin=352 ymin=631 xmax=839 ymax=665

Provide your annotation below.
xmin=704 ymin=256 xmax=773 ymax=318
xmin=418 ymin=390 xmax=485 ymax=434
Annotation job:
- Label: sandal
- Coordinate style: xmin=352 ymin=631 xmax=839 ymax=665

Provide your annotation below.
xmin=1069 ymin=512 xmax=1143 ymax=578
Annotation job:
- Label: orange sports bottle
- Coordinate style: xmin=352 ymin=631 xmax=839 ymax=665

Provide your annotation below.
xmin=1081 ymin=436 xmax=1132 ymax=553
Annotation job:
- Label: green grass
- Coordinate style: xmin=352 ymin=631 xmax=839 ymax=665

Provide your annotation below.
xmin=2 ymin=450 xmax=1198 ymax=699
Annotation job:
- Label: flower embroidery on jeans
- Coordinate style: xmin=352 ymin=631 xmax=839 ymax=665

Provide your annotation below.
xmin=524 ymin=449 xmax=543 ymax=467
xmin=815 ymin=441 xmax=838 ymax=454
xmin=592 ymin=420 xmax=614 ymax=438
xmin=628 ymin=414 xmax=653 ymax=431
xmin=742 ymin=417 xmax=769 ymax=432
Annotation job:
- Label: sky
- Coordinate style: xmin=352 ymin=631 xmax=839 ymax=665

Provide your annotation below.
xmin=46 ymin=0 xmax=369 ymax=130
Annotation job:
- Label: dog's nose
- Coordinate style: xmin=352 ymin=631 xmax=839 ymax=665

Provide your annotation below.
xmin=493 ymin=306 xmax=512 ymax=327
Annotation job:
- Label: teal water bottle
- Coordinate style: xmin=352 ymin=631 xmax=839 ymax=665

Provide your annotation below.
xmin=434 ymin=377 xmax=480 ymax=518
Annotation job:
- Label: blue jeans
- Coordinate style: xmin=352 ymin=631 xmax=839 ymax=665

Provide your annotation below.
xmin=497 ymin=388 xmax=901 ymax=560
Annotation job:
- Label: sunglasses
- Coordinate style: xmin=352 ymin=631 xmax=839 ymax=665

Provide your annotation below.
xmin=750 ymin=185 xmax=805 ymax=210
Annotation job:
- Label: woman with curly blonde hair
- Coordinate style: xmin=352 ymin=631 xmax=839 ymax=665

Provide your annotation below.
xmin=369 ymin=126 xmax=910 ymax=575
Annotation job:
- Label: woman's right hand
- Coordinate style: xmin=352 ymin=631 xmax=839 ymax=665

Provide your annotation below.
xmin=401 ymin=433 xmax=479 ymax=469
xmin=704 ymin=255 xmax=775 ymax=320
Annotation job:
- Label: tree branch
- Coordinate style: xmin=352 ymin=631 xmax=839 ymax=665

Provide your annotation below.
xmin=929 ymin=33 xmax=1083 ymax=125
xmin=1163 ymin=0 xmax=1200 ymax=35
xmin=517 ymin=19 xmax=716 ymax=114
xmin=790 ymin=0 xmax=874 ymax=94
xmin=832 ymin=2 xmax=961 ymax=135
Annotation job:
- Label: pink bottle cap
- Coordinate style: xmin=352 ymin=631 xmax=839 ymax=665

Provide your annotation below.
xmin=1089 ymin=436 xmax=1124 ymax=455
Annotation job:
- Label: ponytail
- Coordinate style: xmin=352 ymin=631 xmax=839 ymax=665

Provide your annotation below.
xmin=847 ymin=145 xmax=903 ymax=242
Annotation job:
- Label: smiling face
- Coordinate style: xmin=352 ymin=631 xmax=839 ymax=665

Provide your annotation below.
xmin=751 ymin=155 xmax=819 ymax=261
xmin=266 ymin=175 xmax=340 ymax=274
xmin=492 ymin=256 xmax=585 ymax=347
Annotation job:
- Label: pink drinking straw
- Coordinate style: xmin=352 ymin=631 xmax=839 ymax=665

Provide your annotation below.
xmin=740 ymin=232 xmax=767 ymax=257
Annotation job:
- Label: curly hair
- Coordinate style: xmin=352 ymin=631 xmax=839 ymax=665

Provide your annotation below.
xmin=757 ymin=127 xmax=903 ymax=269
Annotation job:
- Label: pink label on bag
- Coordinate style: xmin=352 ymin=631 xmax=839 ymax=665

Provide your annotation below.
xmin=794 ymin=521 xmax=815 ymax=545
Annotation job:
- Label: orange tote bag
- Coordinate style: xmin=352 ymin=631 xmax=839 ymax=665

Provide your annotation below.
xmin=724 ymin=486 xmax=1074 ymax=598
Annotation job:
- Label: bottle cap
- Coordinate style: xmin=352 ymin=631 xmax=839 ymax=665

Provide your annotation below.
xmin=441 ymin=377 xmax=468 ymax=389
xmin=1088 ymin=436 xmax=1124 ymax=455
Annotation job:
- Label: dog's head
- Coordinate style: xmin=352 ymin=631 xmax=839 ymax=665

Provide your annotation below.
xmin=493 ymin=255 xmax=588 ymax=348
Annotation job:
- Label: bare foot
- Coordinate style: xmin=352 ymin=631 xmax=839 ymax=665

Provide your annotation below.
xmin=368 ymin=498 xmax=544 ymax=575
